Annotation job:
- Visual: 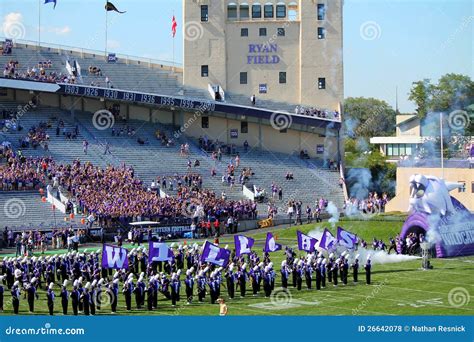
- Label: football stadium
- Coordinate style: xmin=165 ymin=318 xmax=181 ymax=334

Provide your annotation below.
xmin=0 ymin=0 xmax=473 ymax=329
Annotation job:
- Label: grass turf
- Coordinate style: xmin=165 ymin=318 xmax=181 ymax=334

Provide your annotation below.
xmin=1 ymin=220 xmax=473 ymax=316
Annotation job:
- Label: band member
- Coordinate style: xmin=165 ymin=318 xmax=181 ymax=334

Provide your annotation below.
xmin=332 ymin=259 xmax=339 ymax=287
xmin=11 ymin=281 xmax=21 ymax=314
xmin=342 ymin=255 xmax=349 ymax=285
xmin=170 ymin=272 xmax=181 ymax=306
xmin=197 ymin=269 xmax=207 ymax=302
xmin=81 ymin=282 xmax=91 ymax=316
xmin=47 ymin=283 xmax=55 ymax=316
xmin=185 ymin=268 xmax=195 ymax=304
xmin=27 ymin=278 xmax=39 ymax=313
xmin=123 ymin=278 xmax=133 ymax=311
xmin=60 ymin=280 xmax=69 ymax=315
xmin=89 ymin=280 xmax=97 ymax=316
xmin=136 ymin=273 xmax=146 ymax=309
xmin=327 ymin=253 xmax=334 ymax=283
xmin=77 ymin=279 xmax=84 ymax=312
xmin=110 ymin=279 xmax=119 ymax=313
xmin=209 ymin=271 xmax=219 ymax=304
xmin=146 ymin=280 xmax=154 ymax=311
xmin=364 ymin=256 xmax=372 ymax=285
xmin=296 ymin=260 xmax=303 ymax=291
xmin=263 ymin=266 xmax=272 ymax=298
xmin=280 ymin=260 xmax=289 ymax=289
xmin=291 ymin=260 xmax=298 ymax=287
xmin=315 ymin=259 xmax=322 ymax=290
xmin=304 ymin=261 xmax=312 ymax=289
xmin=71 ymin=280 xmax=80 ymax=316
xmin=321 ymin=259 xmax=327 ymax=288
xmin=251 ymin=266 xmax=260 ymax=295
xmin=237 ymin=263 xmax=247 ymax=298
xmin=352 ymin=255 xmax=360 ymax=283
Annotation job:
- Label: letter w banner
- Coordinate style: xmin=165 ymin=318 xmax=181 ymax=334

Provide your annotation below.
xmin=337 ymin=226 xmax=358 ymax=249
xmin=200 ymin=241 xmax=231 ymax=267
xmin=318 ymin=228 xmax=337 ymax=251
xmin=234 ymin=235 xmax=254 ymax=257
xmin=101 ymin=244 xmax=129 ymax=269
xmin=297 ymin=230 xmax=318 ymax=252
xmin=148 ymin=242 xmax=174 ymax=262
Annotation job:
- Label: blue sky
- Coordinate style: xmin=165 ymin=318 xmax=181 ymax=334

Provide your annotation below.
xmin=0 ymin=0 xmax=472 ymax=112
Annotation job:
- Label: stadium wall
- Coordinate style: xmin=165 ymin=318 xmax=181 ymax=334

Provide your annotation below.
xmin=3 ymin=89 xmax=339 ymax=159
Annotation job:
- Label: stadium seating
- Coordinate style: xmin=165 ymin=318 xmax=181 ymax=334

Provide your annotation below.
xmin=1 ymin=100 xmax=345 ymax=228
xmin=0 ymin=44 xmax=342 ymax=116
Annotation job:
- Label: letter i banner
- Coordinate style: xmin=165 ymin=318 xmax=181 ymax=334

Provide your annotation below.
xmin=101 ymin=244 xmax=129 ymax=269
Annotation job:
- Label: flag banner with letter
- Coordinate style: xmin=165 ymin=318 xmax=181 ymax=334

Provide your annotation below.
xmin=319 ymin=228 xmax=337 ymax=250
xmin=200 ymin=241 xmax=231 ymax=267
xmin=171 ymin=15 xmax=177 ymax=37
xmin=44 ymin=0 xmax=57 ymax=9
xmin=263 ymin=232 xmax=282 ymax=253
xmin=337 ymin=226 xmax=357 ymax=249
xmin=234 ymin=235 xmax=255 ymax=257
xmin=148 ymin=242 xmax=174 ymax=262
xmin=297 ymin=230 xmax=318 ymax=252
xmin=105 ymin=1 xmax=126 ymax=13
xmin=101 ymin=244 xmax=129 ymax=269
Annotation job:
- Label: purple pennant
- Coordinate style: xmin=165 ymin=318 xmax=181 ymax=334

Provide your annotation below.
xmin=297 ymin=230 xmax=318 ymax=252
xmin=337 ymin=226 xmax=358 ymax=249
xmin=200 ymin=241 xmax=231 ymax=267
xmin=101 ymin=244 xmax=129 ymax=270
xmin=148 ymin=242 xmax=174 ymax=262
xmin=234 ymin=235 xmax=255 ymax=257
xmin=263 ymin=232 xmax=282 ymax=253
xmin=318 ymin=228 xmax=337 ymax=251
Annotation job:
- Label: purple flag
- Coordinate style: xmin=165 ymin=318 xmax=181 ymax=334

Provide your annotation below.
xmin=234 ymin=235 xmax=255 ymax=257
xmin=148 ymin=242 xmax=174 ymax=262
xmin=101 ymin=244 xmax=129 ymax=269
xmin=297 ymin=230 xmax=318 ymax=252
xmin=318 ymin=228 xmax=337 ymax=251
xmin=263 ymin=232 xmax=282 ymax=253
xmin=200 ymin=241 xmax=231 ymax=267
xmin=337 ymin=226 xmax=357 ymax=249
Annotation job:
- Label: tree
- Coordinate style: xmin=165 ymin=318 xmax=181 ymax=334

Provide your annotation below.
xmin=409 ymin=74 xmax=474 ymax=120
xmin=344 ymin=97 xmax=396 ymax=138
xmin=408 ymin=79 xmax=432 ymax=119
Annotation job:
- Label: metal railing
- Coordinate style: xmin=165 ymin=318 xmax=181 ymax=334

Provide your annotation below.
xmin=1 ymin=37 xmax=183 ymax=69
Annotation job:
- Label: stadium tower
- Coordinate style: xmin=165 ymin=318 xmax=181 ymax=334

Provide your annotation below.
xmin=182 ymin=0 xmax=344 ymax=159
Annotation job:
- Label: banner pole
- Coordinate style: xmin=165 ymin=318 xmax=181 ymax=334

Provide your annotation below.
xmin=105 ymin=7 xmax=108 ymax=58
xmin=38 ymin=0 xmax=41 ymax=50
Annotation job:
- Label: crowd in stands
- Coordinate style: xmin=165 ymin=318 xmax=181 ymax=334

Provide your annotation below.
xmin=152 ymin=173 xmax=203 ymax=193
xmin=344 ymin=192 xmax=390 ymax=216
xmin=0 ymin=147 xmax=258 ymax=228
xmin=0 ymin=149 xmax=50 ymax=190
xmin=1 ymin=39 xmax=13 ymax=55
xmin=295 ymin=105 xmax=340 ymax=120
xmin=2 ymin=58 xmax=78 ymax=84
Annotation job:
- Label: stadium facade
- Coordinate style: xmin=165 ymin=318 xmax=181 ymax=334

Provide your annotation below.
xmin=182 ymin=0 xmax=344 ymax=158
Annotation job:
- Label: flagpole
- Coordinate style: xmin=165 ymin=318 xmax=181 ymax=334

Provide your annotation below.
xmin=105 ymin=6 xmax=108 ymax=58
xmin=38 ymin=0 xmax=41 ymax=49
xmin=172 ymin=11 xmax=175 ymax=68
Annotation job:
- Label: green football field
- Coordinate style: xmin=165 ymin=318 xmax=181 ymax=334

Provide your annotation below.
xmin=1 ymin=220 xmax=473 ymax=316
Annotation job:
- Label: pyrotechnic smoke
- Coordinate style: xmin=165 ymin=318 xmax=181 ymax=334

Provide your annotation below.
xmin=307 ymin=228 xmax=420 ymax=264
